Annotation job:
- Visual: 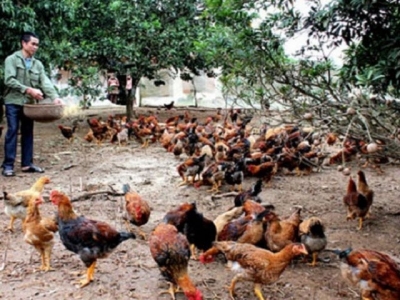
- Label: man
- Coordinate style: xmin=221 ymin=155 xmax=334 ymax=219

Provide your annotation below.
xmin=2 ymin=31 xmax=63 ymax=177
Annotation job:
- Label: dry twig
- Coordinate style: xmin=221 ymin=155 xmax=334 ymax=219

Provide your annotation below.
xmin=0 ymin=236 xmax=10 ymax=271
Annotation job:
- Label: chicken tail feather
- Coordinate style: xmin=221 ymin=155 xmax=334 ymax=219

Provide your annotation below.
xmin=330 ymin=248 xmax=352 ymax=258
xmin=122 ymin=184 xmax=131 ymax=194
xmin=119 ymin=231 xmax=136 ymax=241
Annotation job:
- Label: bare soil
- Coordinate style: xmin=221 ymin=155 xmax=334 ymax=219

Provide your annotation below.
xmin=1 ymin=106 xmax=400 ymax=300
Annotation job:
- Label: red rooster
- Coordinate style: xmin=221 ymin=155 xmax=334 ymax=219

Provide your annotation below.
xmin=50 ymin=190 xmax=136 ymax=287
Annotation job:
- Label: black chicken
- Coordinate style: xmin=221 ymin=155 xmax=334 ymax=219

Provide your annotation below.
xmin=164 ymin=101 xmax=175 ymax=110
xmin=183 ymin=203 xmax=217 ymax=259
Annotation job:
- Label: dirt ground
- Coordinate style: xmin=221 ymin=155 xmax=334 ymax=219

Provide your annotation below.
xmin=1 ymin=106 xmax=400 ymax=300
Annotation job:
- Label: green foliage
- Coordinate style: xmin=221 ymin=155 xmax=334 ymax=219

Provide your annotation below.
xmin=305 ymin=0 xmax=400 ymax=95
xmin=59 ymin=67 xmax=105 ymax=109
xmin=59 ymin=0 xmax=214 ymax=116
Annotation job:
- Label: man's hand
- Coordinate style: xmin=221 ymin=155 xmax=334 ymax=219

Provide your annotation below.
xmin=53 ymin=98 xmax=64 ymax=105
xmin=26 ymin=87 xmax=44 ymax=100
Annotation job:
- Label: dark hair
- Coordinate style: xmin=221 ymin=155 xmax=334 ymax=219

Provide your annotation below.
xmin=20 ymin=32 xmax=39 ymax=44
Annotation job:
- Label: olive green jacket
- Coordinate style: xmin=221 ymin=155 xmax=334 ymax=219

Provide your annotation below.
xmin=4 ymin=50 xmax=59 ymax=105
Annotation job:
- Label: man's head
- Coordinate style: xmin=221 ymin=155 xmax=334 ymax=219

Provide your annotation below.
xmin=20 ymin=32 xmax=39 ymax=58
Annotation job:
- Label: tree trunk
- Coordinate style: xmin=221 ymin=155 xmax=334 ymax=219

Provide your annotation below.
xmin=126 ymin=90 xmax=133 ymax=120
xmin=126 ymin=78 xmax=140 ymax=120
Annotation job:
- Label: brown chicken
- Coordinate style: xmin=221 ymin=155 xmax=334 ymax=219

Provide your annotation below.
xmin=87 ymin=118 xmax=109 ymax=144
xmin=83 ymin=129 xmax=94 ymax=143
xmin=149 ymin=223 xmax=203 ymax=300
xmin=264 ymin=207 xmax=302 ymax=252
xmin=299 ymin=217 xmax=327 ymax=266
xmin=50 ymin=190 xmax=136 ymax=287
xmin=242 ymin=199 xmax=271 ymax=217
xmin=343 ymin=176 xmax=370 ymax=230
xmin=215 ymin=208 xmax=272 ymax=246
xmin=217 ymin=214 xmax=253 ymax=242
xmin=165 ymin=114 xmax=184 ymax=127
xmin=357 ymin=170 xmax=374 ymax=218
xmin=3 ymin=176 xmax=51 ymax=232
xmin=333 ymin=248 xmax=400 ymax=300
xmin=200 ymin=242 xmax=307 ymax=300
xmin=247 ymin=161 xmax=278 ymax=185
xmin=23 ymin=195 xmax=58 ymax=271
xmin=122 ymin=184 xmax=151 ymax=239
xmin=236 ymin=209 xmax=271 ymax=245
xmin=58 ymin=125 xmax=77 ymax=144
xmin=160 ymin=128 xmax=176 ymax=150
xmin=131 ymin=124 xmax=154 ymax=148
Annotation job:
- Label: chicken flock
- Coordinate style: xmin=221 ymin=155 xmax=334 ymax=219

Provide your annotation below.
xmin=2 ymin=107 xmax=399 ymax=300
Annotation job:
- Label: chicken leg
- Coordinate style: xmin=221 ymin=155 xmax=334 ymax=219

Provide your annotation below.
xmin=6 ymin=216 xmax=16 ymax=232
xmin=254 ymin=283 xmax=265 ymax=300
xmin=229 ymin=275 xmax=240 ymax=299
xmin=309 ymin=252 xmax=318 ymax=267
xmin=43 ymin=247 xmax=54 ymax=271
xmin=178 ymin=176 xmax=188 ymax=187
xmin=136 ymin=228 xmax=147 ymax=240
xmin=37 ymin=248 xmax=46 ymax=271
xmin=141 ymin=139 xmax=150 ymax=148
xmin=208 ymin=183 xmax=219 ymax=193
xmin=190 ymin=244 xmax=198 ymax=260
xmin=357 ymin=217 xmax=364 ymax=230
xmin=124 ymin=220 xmax=147 ymax=240
xmin=158 ymin=282 xmax=179 ymax=300
xmin=80 ymin=261 xmax=97 ymax=288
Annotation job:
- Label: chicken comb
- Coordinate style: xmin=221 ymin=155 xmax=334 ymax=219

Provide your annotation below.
xmin=50 ymin=190 xmax=62 ymax=197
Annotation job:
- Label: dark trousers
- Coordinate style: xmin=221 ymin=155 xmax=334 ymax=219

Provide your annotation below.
xmin=2 ymin=104 xmax=34 ymax=170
